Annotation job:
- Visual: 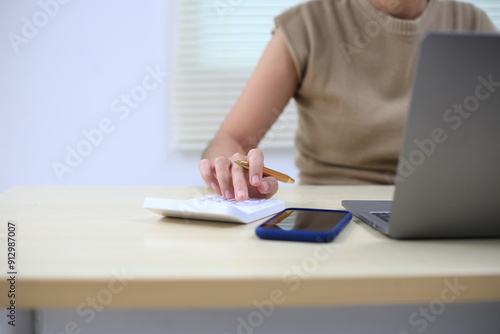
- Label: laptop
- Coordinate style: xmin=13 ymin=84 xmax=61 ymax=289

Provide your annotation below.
xmin=342 ymin=32 xmax=500 ymax=239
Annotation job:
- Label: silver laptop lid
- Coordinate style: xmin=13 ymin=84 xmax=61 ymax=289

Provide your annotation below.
xmin=389 ymin=32 xmax=500 ymax=238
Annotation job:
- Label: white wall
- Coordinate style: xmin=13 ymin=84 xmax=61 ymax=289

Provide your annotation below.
xmin=0 ymin=0 xmax=296 ymax=193
xmin=1 ymin=2 xmax=499 ymax=334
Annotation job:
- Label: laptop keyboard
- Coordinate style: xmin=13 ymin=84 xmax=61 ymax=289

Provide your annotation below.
xmin=371 ymin=211 xmax=391 ymax=222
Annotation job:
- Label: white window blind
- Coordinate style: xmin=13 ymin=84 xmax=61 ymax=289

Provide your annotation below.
xmin=171 ymin=0 xmax=303 ymax=151
xmin=171 ymin=0 xmax=500 ymax=151
xmin=471 ymin=0 xmax=500 ymax=27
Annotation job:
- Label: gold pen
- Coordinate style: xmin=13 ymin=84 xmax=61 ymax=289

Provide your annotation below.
xmin=233 ymin=160 xmax=295 ymax=184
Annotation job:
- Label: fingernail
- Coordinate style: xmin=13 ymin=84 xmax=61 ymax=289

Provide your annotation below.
xmin=260 ymin=180 xmax=269 ymax=192
xmin=237 ymin=189 xmax=246 ymax=200
xmin=251 ymin=175 xmax=260 ymax=185
xmin=210 ymin=182 xmax=218 ymax=190
xmin=225 ymin=190 xmax=233 ymax=199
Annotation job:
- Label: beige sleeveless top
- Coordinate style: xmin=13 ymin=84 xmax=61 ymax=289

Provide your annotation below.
xmin=275 ymin=0 xmax=497 ymax=184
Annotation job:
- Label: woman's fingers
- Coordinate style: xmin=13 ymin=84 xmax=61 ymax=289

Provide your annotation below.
xmin=229 ymin=153 xmax=249 ymax=201
xmin=198 ymin=159 xmax=219 ymax=192
xmin=198 ymin=150 xmax=280 ymax=201
xmin=213 ymin=156 xmax=235 ymax=199
xmin=257 ymin=176 xmax=279 ymax=198
xmin=247 ymin=149 xmax=264 ymax=187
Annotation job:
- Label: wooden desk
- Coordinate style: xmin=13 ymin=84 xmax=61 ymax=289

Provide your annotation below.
xmin=0 ymin=186 xmax=499 ymax=308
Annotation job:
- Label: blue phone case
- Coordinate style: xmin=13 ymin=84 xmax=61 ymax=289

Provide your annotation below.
xmin=255 ymin=208 xmax=352 ymax=243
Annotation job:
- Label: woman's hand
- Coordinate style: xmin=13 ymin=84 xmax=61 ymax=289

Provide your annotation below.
xmin=199 ymin=149 xmax=279 ymax=201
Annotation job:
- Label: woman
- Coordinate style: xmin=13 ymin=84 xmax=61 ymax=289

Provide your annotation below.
xmin=198 ymin=0 xmax=497 ymax=201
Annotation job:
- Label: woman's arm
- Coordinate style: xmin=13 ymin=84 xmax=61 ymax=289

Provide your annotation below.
xmin=199 ymin=28 xmax=298 ymax=201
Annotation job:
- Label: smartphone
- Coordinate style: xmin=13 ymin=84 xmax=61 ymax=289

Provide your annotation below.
xmin=255 ymin=208 xmax=352 ymax=243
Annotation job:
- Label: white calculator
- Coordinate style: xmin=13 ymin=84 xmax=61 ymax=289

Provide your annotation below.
xmin=143 ymin=194 xmax=286 ymax=224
